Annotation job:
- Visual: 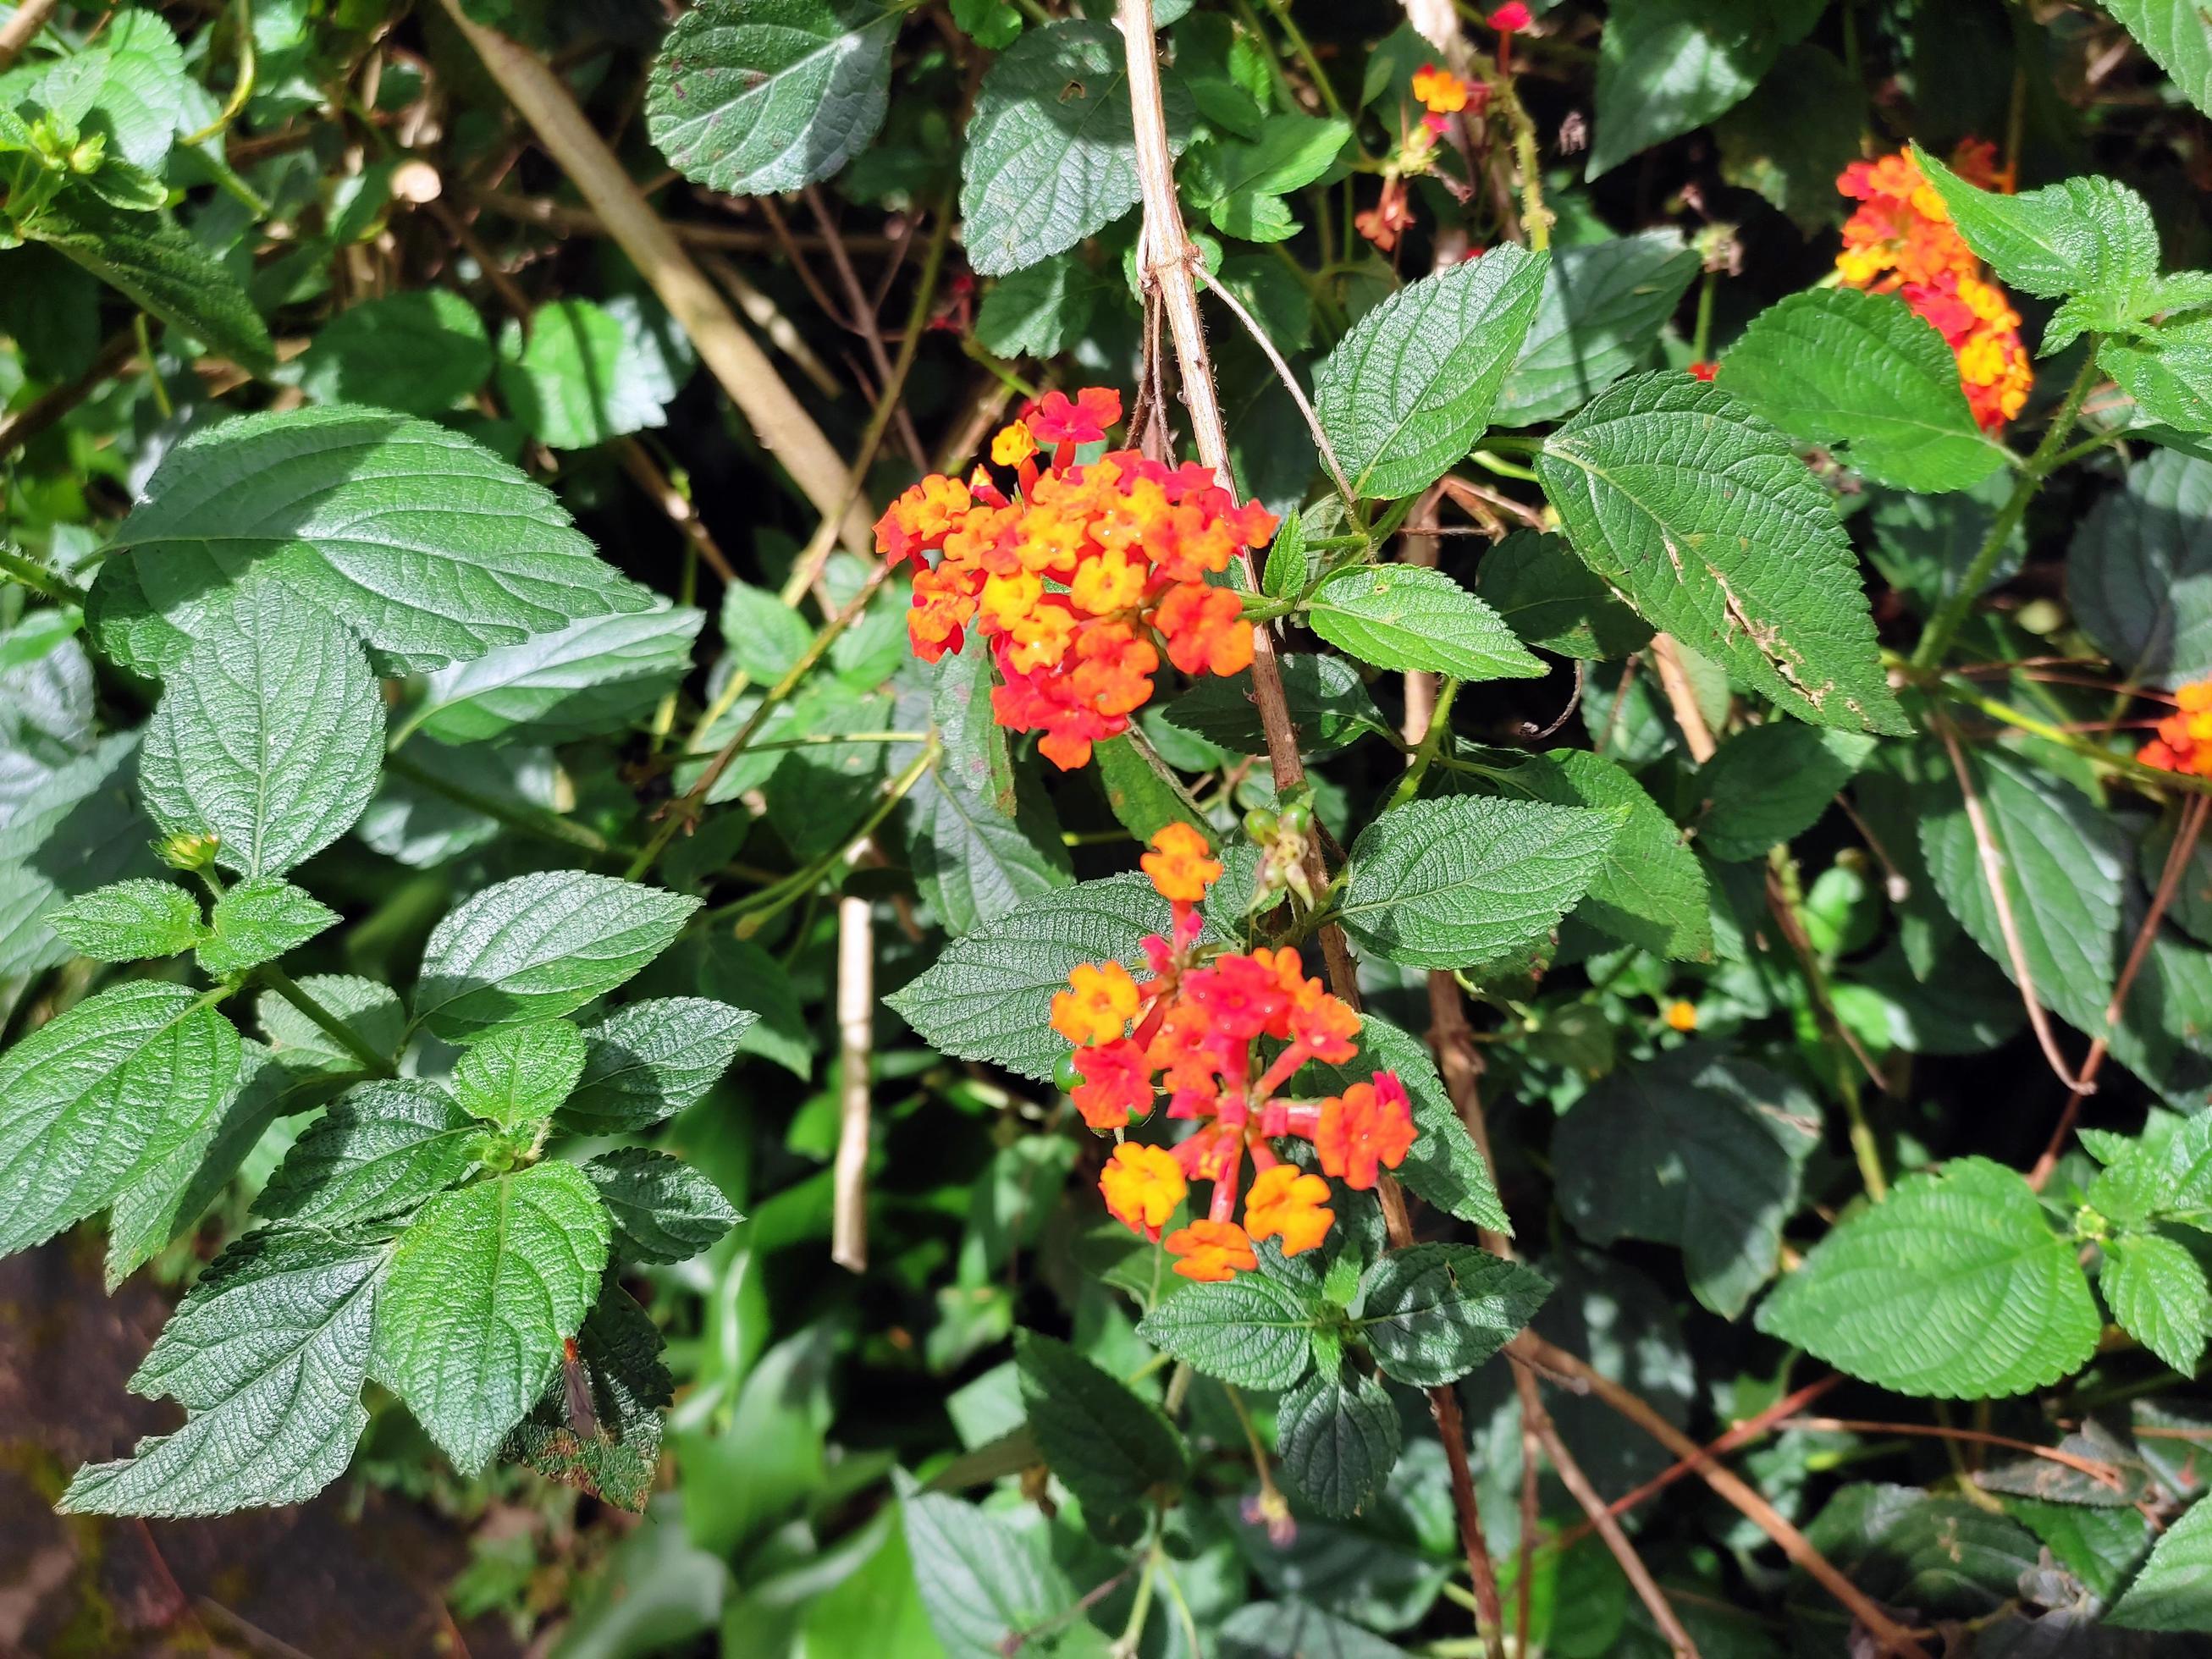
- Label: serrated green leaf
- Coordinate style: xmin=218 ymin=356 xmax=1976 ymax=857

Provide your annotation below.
xmin=48 ymin=877 xmax=206 ymax=962
xmin=2069 ymin=447 xmax=2212 ymax=681
xmin=646 ymin=0 xmax=897 ymax=196
xmin=1351 ymin=1243 xmax=1550 ymax=1386
xmin=1558 ymin=1046 xmax=1820 ymax=1317
xmin=1695 ymin=722 xmax=1876 ymax=863
xmin=196 ymin=877 xmax=339 ymax=979
xmin=1713 ymin=41 xmax=1862 ymax=232
xmin=255 ymin=1079 xmax=481 ymax=1228
xmin=139 ymin=584 xmax=383 ymax=880
xmin=960 ymin=21 xmax=1191 ymax=277
xmin=503 ymin=1282 xmax=673 ymax=1513
xmin=2110 ymin=1494 xmax=2212 ymax=1631
xmin=975 ymin=256 xmax=1111 ymax=359
xmin=453 ymin=1019 xmax=588 ymax=1132
xmin=1305 ymin=564 xmax=1543 ymax=682
xmin=2090 ymin=1112 xmax=2212 ymax=1231
xmin=1338 ymin=796 xmax=1619 ymax=970
xmin=1161 ymin=653 xmax=1387 ymax=756
xmin=2102 ymin=1232 xmax=2209 ymax=1375
xmin=411 ymin=872 xmax=700 ymax=1042
xmin=1261 ymin=508 xmax=1309 ymax=602
xmin=59 ymin=1229 xmax=386 ymax=1518
xmin=1221 ymin=1603 xmax=1412 ymax=1659
xmin=1091 ymin=735 xmax=1206 ymax=843
xmin=1015 ymin=1331 xmax=1185 ymax=1530
xmin=1757 ymin=1157 xmax=2100 ymax=1398
xmin=0 ymin=731 xmax=153 ymax=978
xmin=87 ymin=405 xmax=650 ymax=677
xmin=1537 ymin=373 xmax=1908 ymax=736
xmin=496 ymin=298 xmax=686 ymax=450
xmin=1313 ymin=246 xmax=1547 ymax=500
xmin=407 ymin=606 xmax=703 ymax=747
xmin=2104 ymin=315 xmax=2212 ymax=433
xmin=0 ymin=981 xmax=242 ymax=1256
xmin=1719 ymin=288 xmax=2006 ymax=492
xmin=559 ymin=997 xmax=756 ymax=1133
xmin=1134 ymin=1271 xmax=1322 ymax=1389
xmin=254 ymin=974 xmax=404 ymax=1076
xmin=1586 ymin=0 xmax=1815 ymax=179
xmin=1498 ymin=749 xmax=1711 ymax=959
xmin=898 ymin=1482 xmax=1074 ymax=1659
xmin=295 ymin=289 xmax=493 ymax=416
xmin=1919 ymin=747 xmax=2126 ymax=1040
xmin=1471 ymin=530 xmax=1652 ymax=662
xmin=584 ymin=1146 xmax=741 ymax=1264
xmin=1494 ymin=230 xmax=1702 ymax=424
xmin=1276 ymin=1366 xmax=1400 ymax=1518
xmin=25 ymin=192 xmax=274 ymax=373
xmin=718 ymin=581 xmax=814 ymax=686
xmin=2104 ymin=1 xmax=2212 ymax=119
xmin=374 ymin=1160 xmax=611 ymax=1473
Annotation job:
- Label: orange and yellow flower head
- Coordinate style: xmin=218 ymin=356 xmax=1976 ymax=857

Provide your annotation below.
xmin=875 ymin=387 xmax=1277 ymax=769
xmin=2142 ymin=681 xmax=2212 ymax=778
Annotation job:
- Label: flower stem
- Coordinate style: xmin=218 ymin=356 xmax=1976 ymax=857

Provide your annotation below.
xmin=259 ymin=964 xmax=396 ymax=1078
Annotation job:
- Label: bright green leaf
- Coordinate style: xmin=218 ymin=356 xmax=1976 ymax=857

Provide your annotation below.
xmin=48 ymin=878 xmax=206 ymax=962
xmin=295 ymin=289 xmax=493 ymax=416
xmin=1498 ymin=749 xmax=1711 ymax=959
xmin=1351 ymin=1243 xmax=1551 ymax=1386
xmin=2110 ymin=1494 xmax=2212 ymax=1631
xmin=254 ymin=974 xmax=404 ymax=1077
xmin=453 ymin=1020 xmax=588 ymax=1132
xmin=408 ymin=606 xmax=703 ymax=747
xmin=1134 ymin=1270 xmax=1322 ymax=1389
xmin=2101 ymin=1232 xmax=2209 ymax=1375
xmin=584 ymin=1146 xmax=742 ymax=1265
xmin=560 ymin=998 xmax=757 ymax=1133
xmin=497 ymin=299 xmax=684 ymax=450
xmin=1305 ymin=564 xmax=1543 ymax=682
xmin=197 ymin=877 xmax=339 ymax=978
xmin=2103 ymin=2 xmax=2212 ymax=120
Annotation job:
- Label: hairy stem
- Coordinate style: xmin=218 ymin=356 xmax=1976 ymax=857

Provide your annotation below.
xmin=0 ymin=540 xmax=90 ymax=609
xmin=261 ymin=965 xmax=396 ymax=1078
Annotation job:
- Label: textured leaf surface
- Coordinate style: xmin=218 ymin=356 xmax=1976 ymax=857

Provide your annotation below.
xmin=560 ymin=998 xmax=755 ymax=1132
xmin=295 ymin=290 xmax=492 ymax=416
xmin=255 ymin=1080 xmax=480 ymax=1228
xmin=197 ymin=879 xmax=338 ymax=980
xmin=0 ymin=982 xmax=241 ymax=1255
xmin=1696 ymin=722 xmax=1875 ymax=863
xmin=2089 ymin=1112 xmax=2212 ymax=1231
xmin=1586 ymin=0 xmax=1810 ymax=179
xmin=1313 ymin=246 xmax=1547 ymax=500
xmin=255 ymin=974 xmax=404 ymax=1076
xmin=1757 ymin=1158 xmax=2100 ymax=1398
xmin=453 ymin=1020 xmax=588 ymax=1132
xmin=2104 ymin=315 xmax=2212 ymax=434
xmin=1339 ymin=796 xmax=1618 ymax=970
xmin=1538 ymin=373 xmax=1906 ymax=735
xmin=140 ymin=584 xmax=384 ymax=879
xmin=504 ymin=1283 xmax=672 ymax=1513
xmin=960 ymin=21 xmax=1190 ymax=277
xmin=1353 ymin=1244 xmax=1550 ymax=1386
xmin=1494 ymin=229 xmax=1702 ymax=423
xmin=584 ymin=1147 xmax=741 ymax=1264
xmin=1305 ymin=564 xmax=1542 ymax=682
xmin=1912 ymin=146 xmax=2161 ymax=322
xmin=495 ymin=300 xmax=684 ymax=451
xmin=409 ymin=607 xmax=703 ymax=747
xmin=1161 ymin=653 xmax=1387 ymax=756
xmin=2104 ymin=0 xmax=2212 ymax=118
xmin=1276 ymin=1367 xmax=1400 ymax=1518
xmin=0 ymin=733 xmax=153 ymax=978
xmin=2068 ymin=447 xmax=2212 ymax=681
xmin=48 ymin=878 xmax=206 ymax=962
xmin=1471 ymin=530 xmax=1652 ymax=660
xmin=1719 ymin=289 xmax=2005 ymax=492
xmin=411 ymin=872 xmax=699 ymax=1041
xmin=1499 ymin=749 xmax=1710 ymax=959
xmin=88 ymin=406 xmax=648 ymax=677
xmin=647 ymin=0 xmax=896 ymax=196
xmin=1016 ymin=1331 xmax=1185 ymax=1526
xmin=1134 ymin=1272 xmax=1321 ymax=1389
xmin=1220 ymin=1603 xmax=1412 ymax=1659
xmin=27 ymin=195 xmax=274 ymax=373
xmin=374 ymin=1161 xmax=611 ymax=1472
xmin=900 ymin=1485 xmax=1072 ymax=1659
xmin=2101 ymin=1232 xmax=2209 ymax=1375
xmin=1557 ymin=1047 xmax=1820 ymax=1316
xmin=60 ymin=1230 xmax=386 ymax=1518
xmin=2110 ymin=1495 xmax=2212 ymax=1631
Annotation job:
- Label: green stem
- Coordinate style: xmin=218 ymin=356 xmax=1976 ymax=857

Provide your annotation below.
xmin=0 ymin=540 xmax=89 ymax=607
xmin=382 ymin=748 xmax=621 ymax=857
xmin=1468 ymin=449 xmax=1542 ymax=484
xmin=1910 ymin=347 xmax=2103 ymax=670
xmin=1481 ymin=433 xmax=1542 ymax=458
xmin=1768 ymin=851 xmax=1887 ymax=1200
xmin=1255 ymin=0 xmax=1346 ymax=120
xmin=1925 ymin=670 xmax=2212 ymax=799
xmin=682 ymin=730 xmax=931 ymax=758
xmin=261 ymin=963 xmax=396 ymax=1078
xmin=1390 ymin=678 xmax=1460 ymax=808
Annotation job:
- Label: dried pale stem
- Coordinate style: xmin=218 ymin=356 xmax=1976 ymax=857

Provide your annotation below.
xmin=698 ymin=252 xmax=844 ymax=397
xmin=1647 ymin=633 xmax=1717 ymax=763
xmin=803 ymin=184 xmax=929 ymax=471
xmin=1782 ymin=1417 xmax=2126 ymax=1493
xmin=0 ymin=0 xmax=58 ymax=68
xmin=831 ymin=891 xmax=874 ymax=1271
xmin=1194 ymin=265 xmax=1356 ymax=510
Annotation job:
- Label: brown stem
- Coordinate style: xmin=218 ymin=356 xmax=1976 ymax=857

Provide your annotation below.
xmin=803 ymin=185 xmax=930 ymax=471
xmin=1513 ymin=1336 xmax=1933 ymax=1658
xmin=0 ymin=0 xmax=58 ymax=68
xmin=0 ymin=328 xmax=136 ymax=460
xmin=617 ymin=438 xmax=738 ymax=585
xmin=1648 ymin=633 xmax=1718 ymax=763
xmin=1781 ymin=1418 xmax=2126 ymax=1493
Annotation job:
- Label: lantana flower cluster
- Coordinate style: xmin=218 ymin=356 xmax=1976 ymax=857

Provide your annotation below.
xmin=1834 ymin=141 xmax=2033 ymax=433
xmin=874 ymin=388 xmax=1277 ymax=770
xmin=2141 ymin=681 xmax=2212 ymax=778
xmin=1056 ymin=824 xmax=1419 ymax=1281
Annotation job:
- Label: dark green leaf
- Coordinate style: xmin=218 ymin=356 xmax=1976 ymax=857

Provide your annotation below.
xmin=1694 ymin=722 xmax=1875 ymax=863
xmin=1015 ymin=1331 xmax=1186 ymax=1529
xmin=1499 ymin=749 xmax=1711 ymax=959
xmin=2068 ymin=447 xmax=2212 ymax=681
xmin=1161 ymin=653 xmax=1387 ymax=756
xmin=560 ymin=998 xmax=756 ymax=1133
xmin=1352 ymin=1244 xmax=1551 ymax=1386
xmin=1276 ymin=1367 xmax=1400 ymax=1518
xmin=1494 ymin=231 xmax=1701 ymax=424
xmin=2103 ymin=2 xmax=2212 ymax=119
xmin=504 ymin=1282 xmax=673 ymax=1513
xmin=1586 ymin=0 xmax=1818 ymax=179
xmin=1472 ymin=530 xmax=1652 ymax=661
xmin=2110 ymin=1494 xmax=2212 ymax=1631
xmin=255 ymin=1079 xmax=480 ymax=1227
xmin=584 ymin=1146 xmax=742 ymax=1265
xmin=26 ymin=193 xmax=274 ymax=373
xmin=1135 ymin=1270 xmax=1323 ymax=1389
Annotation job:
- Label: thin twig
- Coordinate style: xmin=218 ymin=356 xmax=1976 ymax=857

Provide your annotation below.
xmin=0 ymin=0 xmax=59 ymax=69
xmin=1648 ymin=633 xmax=1718 ymax=763
xmin=831 ymin=890 xmax=874 ymax=1271
xmin=1781 ymin=1418 xmax=2126 ymax=1493
xmin=1194 ymin=264 xmax=1355 ymax=510
xmin=0 ymin=328 xmax=137 ymax=461
xmin=803 ymin=185 xmax=929 ymax=471
xmin=616 ymin=438 xmax=737 ymax=584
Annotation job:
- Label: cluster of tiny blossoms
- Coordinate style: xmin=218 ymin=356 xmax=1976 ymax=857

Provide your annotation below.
xmin=874 ymin=389 xmax=1277 ymax=769
xmin=2142 ymin=682 xmax=2212 ymax=778
xmin=1054 ymin=824 xmax=1419 ymax=1281
xmin=1834 ymin=141 xmax=2033 ymax=433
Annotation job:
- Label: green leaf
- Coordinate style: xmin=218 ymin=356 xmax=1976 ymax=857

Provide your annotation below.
xmin=2101 ymin=1232 xmax=2209 ymax=1375
xmin=2110 ymin=1494 xmax=2212 ymax=1631
xmin=961 ymin=20 xmax=1192 ymax=278
xmin=1910 ymin=145 xmax=2162 ymax=333
xmin=1091 ymin=735 xmax=1206 ymax=844
xmin=88 ymin=405 xmax=651 ymax=677
xmin=646 ymin=0 xmax=897 ymax=196
xmin=1161 ymin=653 xmax=1387 ymax=756
xmin=559 ymin=997 xmax=756 ymax=1133
xmin=1134 ymin=1270 xmax=1323 ymax=1389
xmin=1221 ymin=1604 xmax=1412 ymax=1659
xmin=411 ymin=872 xmax=700 ymax=1042
xmin=1498 ymin=749 xmax=1710 ymax=959
xmin=1261 ymin=508 xmax=1310 ymax=602
xmin=885 ymin=874 xmax=1170 ymax=1082
xmin=1351 ymin=1243 xmax=1551 ymax=1386
xmin=584 ymin=1146 xmax=741 ymax=1265
xmin=2104 ymin=315 xmax=2212 ymax=434
xmin=0 ymin=981 xmax=242 ymax=1256
xmin=48 ymin=878 xmax=206 ymax=962
xmin=1586 ymin=0 xmax=1817 ymax=179
xmin=1713 ymin=42 xmax=1862 ymax=232
xmin=975 ymin=256 xmax=1111 ymax=359
xmin=1472 ymin=530 xmax=1652 ymax=661
xmin=899 ymin=1483 xmax=1074 ymax=1659
xmin=25 ymin=193 xmax=274 ymax=373
xmin=496 ymin=298 xmax=685 ymax=450
xmin=139 ymin=583 xmax=383 ymax=880
xmin=453 ymin=1020 xmax=588 ymax=1132
xmin=0 ymin=733 xmax=158 ymax=979
xmin=1794 ymin=1485 xmax=2044 ymax=1638
xmin=2090 ymin=1112 xmax=2212 ymax=1231
xmin=1189 ymin=113 xmax=1348 ymax=243
xmin=2068 ymin=447 xmax=2212 ymax=681
xmin=1694 ymin=723 xmax=1876 ymax=863
xmin=1338 ymin=796 xmax=1619 ymax=971
xmin=255 ymin=974 xmax=404 ymax=1076
xmin=59 ymin=1230 xmax=386 ymax=1517
xmin=2104 ymin=1 xmax=2212 ymax=118
xmin=1756 ymin=1157 xmax=2101 ymax=1398
xmin=1537 ymin=372 xmax=1909 ymax=736
xmin=1718 ymin=289 xmax=2006 ymax=492
xmin=1305 ymin=564 xmax=1543 ymax=682
xmin=1919 ymin=747 xmax=2126 ymax=1040
xmin=255 ymin=1080 xmax=481 ymax=1228
xmin=409 ymin=606 xmax=703 ymax=747
xmin=1493 ymin=230 xmax=1702 ymax=424
xmin=503 ymin=1282 xmax=673 ymax=1513
xmin=355 ymin=743 xmax=562 ymax=868
xmin=197 ymin=877 xmax=339 ymax=978
xmin=373 ymin=1160 xmax=612 ymax=1473
xmin=719 ymin=580 xmax=815 ymax=685
xmin=295 ymin=289 xmax=493 ymax=416
xmin=1015 ymin=1331 xmax=1186 ymax=1529
xmin=1557 ymin=1047 xmax=1821 ymax=1317
xmin=1276 ymin=1366 xmax=1401 ymax=1518
xmin=1313 ymin=245 xmax=1548 ymax=500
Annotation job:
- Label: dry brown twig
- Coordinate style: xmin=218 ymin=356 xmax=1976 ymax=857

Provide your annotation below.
xmin=831 ymin=890 xmax=874 ymax=1271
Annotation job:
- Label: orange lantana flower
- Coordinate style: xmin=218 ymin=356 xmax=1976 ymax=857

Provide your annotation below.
xmin=1244 ymin=1166 xmax=1334 ymax=1256
xmin=1166 ymin=1219 xmax=1258 ymax=1282
xmin=1100 ymin=1143 xmax=1187 ymax=1240
xmin=1411 ymin=63 xmax=1469 ymax=116
xmin=1316 ymin=1074 xmax=1418 ymax=1190
xmin=2143 ymin=681 xmax=2212 ymax=778
xmin=1051 ymin=961 xmax=1140 ymax=1047
xmin=1140 ymin=823 xmax=1222 ymax=905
